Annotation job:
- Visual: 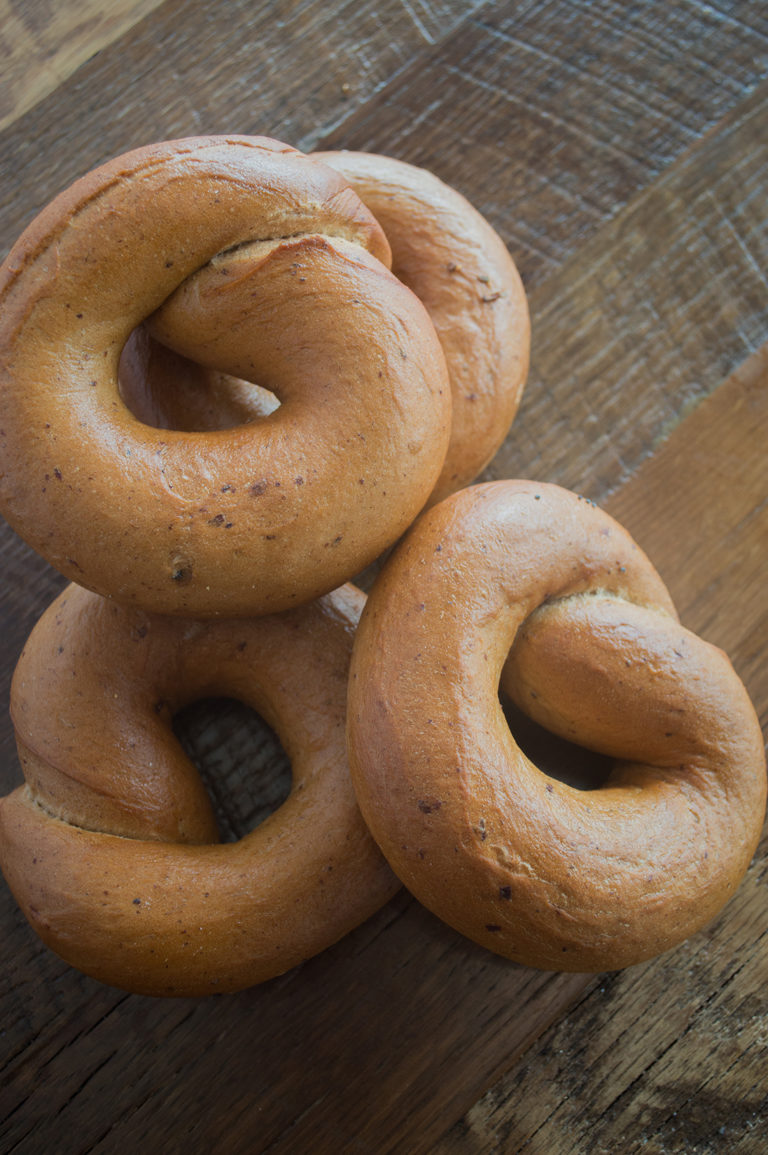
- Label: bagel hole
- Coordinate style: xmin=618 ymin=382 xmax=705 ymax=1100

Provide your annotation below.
xmin=118 ymin=327 xmax=280 ymax=432
xmin=173 ymin=698 xmax=292 ymax=841
xmin=500 ymin=693 xmax=613 ymax=791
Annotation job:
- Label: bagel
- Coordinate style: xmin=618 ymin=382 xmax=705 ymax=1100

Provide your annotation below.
xmin=315 ymin=151 xmax=530 ymax=504
xmin=0 ymin=136 xmax=451 ymax=616
xmin=0 ymin=582 xmax=398 ymax=996
xmin=121 ymin=150 xmax=529 ymax=505
xmin=347 ymin=481 xmax=766 ymax=972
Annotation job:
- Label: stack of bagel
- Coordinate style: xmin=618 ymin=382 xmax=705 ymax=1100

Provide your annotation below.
xmin=0 ymin=137 xmax=764 ymax=997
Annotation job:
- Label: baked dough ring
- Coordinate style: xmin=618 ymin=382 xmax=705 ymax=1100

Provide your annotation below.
xmin=125 ymin=150 xmax=529 ymax=505
xmin=315 ymin=151 xmax=530 ymax=504
xmin=347 ymin=481 xmax=766 ymax=971
xmin=0 ymin=582 xmax=398 ymax=996
xmin=0 ymin=136 xmax=451 ymax=616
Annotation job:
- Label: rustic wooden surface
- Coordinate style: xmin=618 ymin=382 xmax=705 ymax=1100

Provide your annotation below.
xmin=1 ymin=2 xmax=766 ymax=1152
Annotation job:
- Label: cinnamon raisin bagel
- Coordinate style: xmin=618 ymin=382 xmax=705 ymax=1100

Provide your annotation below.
xmin=0 ymin=583 xmax=398 ymax=996
xmin=0 ymin=136 xmax=451 ymax=616
xmin=347 ymin=481 xmax=766 ymax=972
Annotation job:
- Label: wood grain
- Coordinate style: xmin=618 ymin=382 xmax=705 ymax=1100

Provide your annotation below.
xmin=485 ymin=81 xmax=768 ymax=501
xmin=0 ymin=1 xmax=766 ymax=1152
xmin=438 ymin=855 xmax=768 ymax=1153
xmin=319 ymin=0 xmax=768 ymax=289
xmin=0 ymin=0 xmax=164 ymax=130
xmin=0 ymin=893 xmax=593 ymax=1154
xmin=0 ymin=0 xmax=487 ymax=252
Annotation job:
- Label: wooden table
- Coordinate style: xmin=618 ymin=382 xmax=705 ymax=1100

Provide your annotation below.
xmin=1 ymin=2 xmax=766 ymax=1151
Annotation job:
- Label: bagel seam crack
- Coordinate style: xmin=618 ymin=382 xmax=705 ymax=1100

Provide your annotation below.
xmin=21 ymin=784 xmax=151 ymax=842
xmin=520 ymin=586 xmax=677 ymax=627
xmin=212 ymin=227 xmax=378 ymax=261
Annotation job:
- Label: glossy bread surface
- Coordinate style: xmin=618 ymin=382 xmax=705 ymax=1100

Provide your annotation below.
xmin=0 ymin=582 xmax=398 ymax=995
xmin=347 ymin=481 xmax=767 ymax=971
xmin=0 ymin=136 xmax=451 ymax=616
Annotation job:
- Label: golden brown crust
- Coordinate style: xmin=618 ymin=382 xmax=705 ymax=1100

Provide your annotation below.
xmin=0 ymin=136 xmax=451 ymax=616
xmin=314 ymin=150 xmax=530 ymax=503
xmin=0 ymin=582 xmax=398 ymax=995
xmin=347 ymin=481 xmax=766 ymax=972
xmin=133 ymin=150 xmax=530 ymax=502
